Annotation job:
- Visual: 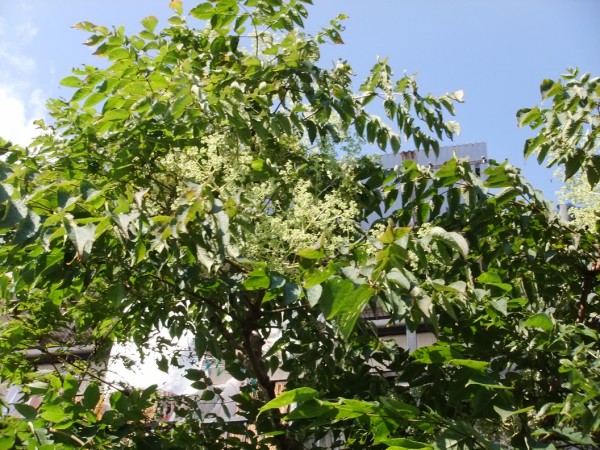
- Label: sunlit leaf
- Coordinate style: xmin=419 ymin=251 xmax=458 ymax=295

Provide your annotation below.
xmin=259 ymin=387 xmax=319 ymax=415
xmin=141 ymin=16 xmax=158 ymax=33
xmin=59 ymin=75 xmax=82 ymax=88
xmin=65 ymin=220 xmax=97 ymax=261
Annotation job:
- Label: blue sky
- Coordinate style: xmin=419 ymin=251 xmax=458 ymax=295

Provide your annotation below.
xmin=0 ymin=0 xmax=598 ymax=202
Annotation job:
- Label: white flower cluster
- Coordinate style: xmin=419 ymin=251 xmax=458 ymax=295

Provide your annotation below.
xmin=162 ymin=134 xmax=253 ymax=194
xmin=556 ymin=168 xmax=600 ymax=229
xmin=162 ymin=133 xmax=360 ymax=270
xmin=246 ymin=176 xmax=359 ymax=263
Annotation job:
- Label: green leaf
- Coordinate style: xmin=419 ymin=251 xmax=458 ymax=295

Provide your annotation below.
xmin=306 ymin=120 xmax=317 ymax=144
xmin=390 ymin=133 xmax=401 ymax=153
xmin=157 ymin=355 xmax=169 ymax=373
xmin=320 ymin=278 xmax=373 ymax=338
xmin=210 ymin=36 xmax=227 ymax=55
xmin=171 ymin=94 xmax=194 ymax=118
xmin=354 ymin=114 xmax=366 ymax=136
xmin=523 ymin=313 xmax=554 ymax=331
xmin=448 ymin=359 xmax=489 ymax=371
xmin=539 ymin=78 xmax=563 ymax=100
xmin=296 ymin=248 xmax=324 ymax=260
xmin=168 ymin=15 xmax=186 ymax=26
xmin=516 ymin=106 xmax=541 ymax=127
xmin=103 ymin=109 xmax=129 ymax=121
xmin=185 ymin=369 xmax=205 ymax=381
xmin=121 ymin=81 xmax=147 ymax=97
xmin=84 ymin=34 xmax=106 ymax=46
xmin=284 ymin=282 xmax=301 ymax=304
xmin=26 ymin=381 xmax=49 ymax=395
xmin=319 ymin=277 xmax=354 ymax=320
xmin=0 ymin=199 xmax=28 ymax=228
xmin=251 ymin=158 xmax=265 ymax=171
xmin=586 ymin=154 xmax=600 ymax=188
xmin=387 ymin=268 xmax=411 ymax=290
xmin=41 ymin=404 xmax=69 ymax=423
xmin=141 ymin=16 xmax=158 ymax=32
xmin=466 ymin=377 xmax=513 ymax=390
xmin=190 ymin=3 xmax=214 ymax=20
xmin=107 ymin=283 xmax=125 ymax=305
xmin=168 ymin=0 xmax=183 ymax=14
xmin=564 ymin=155 xmax=581 ymax=180
xmin=477 ymin=272 xmax=501 ymax=284
xmin=376 ymin=128 xmax=388 ymax=150
xmin=366 ymin=119 xmax=378 ymax=143
xmin=148 ymin=72 xmax=169 ymax=90
xmin=303 ymin=266 xmax=336 ymax=288
xmin=135 ymin=240 xmax=147 ymax=263
xmin=411 ymin=344 xmax=456 ymax=364
xmin=243 ymin=269 xmax=270 ymax=290
xmin=431 ymin=279 xmax=466 ymax=293
xmin=65 ymin=220 xmax=97 ymax=261
xmin=14 ymin=403 xmax=37 ymax=420
xmin=0 ymin=436 xmax=16 ymax=450
xmin=269 ymin=273 xmax=286 ymax=289
xmin=0 ymin=183 xmax=13 ymax=202
xmin=83 ymin=92 xmax=106 ymax=109
xmin=13 ymin=211 xmax=41 ymax=244
xmin=428 ymin=226 xmax=469 ymax=258
xmin=259 ymin=387 xmax=319 ymax=415
xmin=108 ymin=47 xmax=131 ymax=61
xmin=493 ymin=405 xmax=534 ymax=422
xmin=385 ymin=439 xmax=433 ymax=450
xmin=484 ymin=165 xmax=513 ymax=188
xmin=306 ymin=284 xmax=322 ymax=307
xmin=59 ymin=75 xmax=82 ymax=88
xmin=284 ymin=399 xmax=332 ymax=420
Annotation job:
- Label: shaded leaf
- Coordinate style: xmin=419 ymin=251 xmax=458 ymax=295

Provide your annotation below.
xmin=429 ymin=226 xmax=469 ymax=258
xmin=523 ymin=313 xmax=554 ymax=331
xmin=14 ymin=403 xmax=37 ymax=420
xmin=65 ymin=220 xmax=97 ymax=261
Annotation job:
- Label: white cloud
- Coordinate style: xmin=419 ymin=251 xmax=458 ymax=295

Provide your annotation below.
xmin=0 ymin=11 xmax=44 ymax=146
xmin=0 ymin=85 xmax=44 ymax=146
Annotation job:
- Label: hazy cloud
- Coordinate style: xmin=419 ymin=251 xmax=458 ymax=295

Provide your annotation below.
xmin=0 ymin=49 xmax=36 ymax=75
xmin=15 ymin=21 xmax=38 ymax=44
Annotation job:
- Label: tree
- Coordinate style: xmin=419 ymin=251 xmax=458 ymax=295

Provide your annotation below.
xmin=518 ymin=68 xmax=600 ymax=229
xmin=0 ymin=1 xmax=598 ymax=449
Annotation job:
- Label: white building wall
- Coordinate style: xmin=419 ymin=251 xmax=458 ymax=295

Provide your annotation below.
xmin=380 ymin=142 xmax=488 ymax=172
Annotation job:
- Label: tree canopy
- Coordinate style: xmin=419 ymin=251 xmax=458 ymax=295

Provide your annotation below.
xmin=0 ymin=1 xmax=598 ymax=449
xmin=518 ymin=68 xmax=600 ymax=229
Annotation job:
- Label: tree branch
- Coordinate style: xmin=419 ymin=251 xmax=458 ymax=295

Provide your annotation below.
xmin=577 ymin=260 xmax=600 ymax=323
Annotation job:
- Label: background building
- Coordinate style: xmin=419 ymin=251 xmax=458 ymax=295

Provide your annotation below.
xmin=368 ymin=142 xmax=488 ymax=351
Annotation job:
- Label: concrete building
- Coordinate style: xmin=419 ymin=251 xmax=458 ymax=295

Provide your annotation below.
xmin=380 ymin=142 xmax=488 ymax=176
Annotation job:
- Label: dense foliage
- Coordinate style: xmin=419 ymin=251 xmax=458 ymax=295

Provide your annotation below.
xmin=518 ymin=69 xmax=600 ymax=228
xmin=0 ymin=1 xmax=598 ymax=449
